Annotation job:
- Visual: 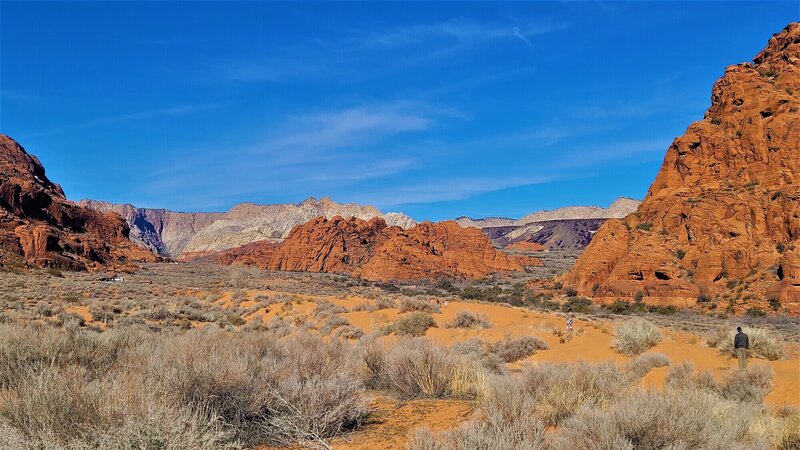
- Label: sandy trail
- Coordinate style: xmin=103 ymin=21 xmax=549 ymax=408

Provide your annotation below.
xmin=207 ymin=290 xmax=799 ymax=449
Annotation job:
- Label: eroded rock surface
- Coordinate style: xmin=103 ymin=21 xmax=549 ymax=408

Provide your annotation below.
xmin=0 ymin=135 xmax=156 ymax=271
xmin=562 ymin=24 xmax=800 ymax=313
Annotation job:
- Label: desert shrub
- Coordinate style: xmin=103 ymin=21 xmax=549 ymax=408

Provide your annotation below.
xmin=0 ymin=324 xmax=369 ymax=449
xmin=313 ymin=300 xmax=348 ymax=317
xmin=522 ymin=361 xmax=630 ymax=426
xmin=334 ymin=325 xmax=364 ymax=340
xmin=611 ymin=319 xmax=662 ymax=356
xmin=562 ymin=296 xmax=592 ymax=313
xmin=319 ymin=315 xmax=352 ymax=335
xmin=0 ymin=365 xmax=234 ymax=449
xmin=487 ymin=336 xmax=548 ymax=363
xmin=552 ymin=388 xmax=772 ymax=449
xmin=362 ymin=338 xmax=483 ymax=400
xmin=708 ymin=326 xmax=784 ymax=360
xmin=398 ymin=297 xmax=441 ymax=313
xmin=647 ymin=304 xmax=679 ymax=315
xmin=226 ymin=314 xmax=246 ymax=326
xmin=665 ymin=362 xmax=719 ymax=392
xmin=0 ymin=324 xmax=136 ymax=389
xmin=45 ymin=268 xmax=64 ymax=278
xmin=374 ymin=297 xmax=397 ymax=310
xmin=720 ymin=365 xmax=775 ymax=404
xmin=450 ymin=339 xmax=505 ymax=375
xmin=563 ymin=287 xmax=578 ymax=297
xmin=261 ymin=316 xmax=293 ymax=337
xmin=445 ymin=310 xmax=492 ymax=329
xmin=746 ymin=306 xmax=767 ymax=317
xmin=143 ymin=330 xmax=368 ymax=446
xmin=606 ymin=299 xmax=632 ymax=314
xmin=408 ymin=376 xmax=545 ymax=450
xmin=350 ymin=302 xmax=375 ymax=312
xmin=382 ymin=312 xmax=437 ymax=337
xmin=778 ymin=409 xmax=800 ymax=450
xmin=625 ymin=352 xmax=671 ymax=379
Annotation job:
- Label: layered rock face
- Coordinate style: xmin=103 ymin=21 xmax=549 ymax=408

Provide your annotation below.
xmin=211 ymin=216 xmax=538 ymax=281
xmin=456 ymin=197 xmax=640 ymax=251
xmin=563 ymin=24 xmax=800 ymax=312
xmin=81 ymin=197 xmax=416 ymax=258
xmin=79 ymin=200 xmax=223 ymax=257
xmin=455 ymin=197 xmax=640 ymax=229
xmin=0 ymin=135 xmax=156 ymax=271
xmin=515 ymin=197 xmax=640 ymax=225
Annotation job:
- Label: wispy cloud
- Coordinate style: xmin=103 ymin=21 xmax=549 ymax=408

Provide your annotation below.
xmin=138 ymin=100 xmax=462 ymax=207
xmin=512 ymin=27 xmax=535 ymax=50
xmin=23 ymin=103 xmax=225 ymax=138
xmin=220 ymin=18 xmax=567 ymax=82
xmin=357 ymin=19 xmax=567 ymax=49
xmin=352 ymin=175 xmax=554 ymax=208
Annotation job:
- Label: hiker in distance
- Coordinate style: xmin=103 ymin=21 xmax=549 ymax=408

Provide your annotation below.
xmin=734 ymin=326 xmax=749 ymax=369
xmin=565 ymin=308 xmax=574 ymax=333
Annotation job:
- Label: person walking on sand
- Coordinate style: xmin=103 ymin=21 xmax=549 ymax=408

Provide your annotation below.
xmin=734 ymin=326 xmax=749 ymax=369
xmin=565 ymin=308 xmax=574 ymax=333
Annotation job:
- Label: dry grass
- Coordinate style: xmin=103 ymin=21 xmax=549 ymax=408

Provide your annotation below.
xmin=625 ymin=352 xmax=671 ymax=379
xmin=444 ymin=310 xmax=492 ymax=329
xmin=707 ymin=326 xmax=785 ymax=361
xmin=362 ymin=338 xmax=484 ymax=400
xmin=381 ymin=312 xmax=437 ymax=337
xmin=487 ymin=335 xmax=548 ymax=363
xmin=0 ymin=324 xmax=368 ymax=449
xmin=553 ymin=388 xmax=774 ymax=449
xmin=612 ymin=319 xmax=662 ymax=355
xmin=398 ymin=297 xmax=442 ymax=314
xmin=407 ymin=376 xmax=545 ymax=450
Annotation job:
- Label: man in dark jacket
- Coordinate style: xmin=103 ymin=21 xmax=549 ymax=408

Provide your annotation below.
xmin=734 ymin=327 xmax=749 ymax=369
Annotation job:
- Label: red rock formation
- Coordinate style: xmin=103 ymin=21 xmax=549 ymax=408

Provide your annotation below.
xmin=562 ymin=24 xmax=800 ymax=314
xmin=0 ymin=135 xmax=157 ymax=271
xmin=210 ymin=216 xmax=538 ymax=281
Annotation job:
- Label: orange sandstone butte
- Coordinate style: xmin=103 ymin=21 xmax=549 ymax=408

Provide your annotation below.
xmin=211 ymin=216 xmax=540 ymax=281
xmin=562 ymin=24 xmax=800 ymax=314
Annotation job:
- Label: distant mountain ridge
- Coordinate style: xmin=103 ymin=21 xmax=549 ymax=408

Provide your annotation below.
xmin=454 ymin=197 xmax=641 ymax=251
xmin=454 ymin=197 xmax=640 ymax=229
xmin=80 ymin=197 xmax=416 ymax=258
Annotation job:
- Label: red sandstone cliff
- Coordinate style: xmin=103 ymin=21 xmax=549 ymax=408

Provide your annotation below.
xmin=210 ymin=216 xmax=539 ymax=281
xmin=0 ymin=135 xmax=157 ymax=271
xmin=562 ymin=24 xmax=800 ymax=313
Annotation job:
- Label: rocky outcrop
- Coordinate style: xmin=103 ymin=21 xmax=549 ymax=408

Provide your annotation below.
xmin=515 ymin=197 xmax=640 ymax=225
xmin=0 ymin=135 xmax=157 ymax=271
xmin=454 ymin=216 xmax=515 ymax=228
xmin=79 ymin=200 xmax=223 ymax=257
xmin=81 ymin=196 xmax=416 ymax=257
xmin=210 ymin=216 xmax=538 ymax=281
xmin=562 ymin=24 xmax=800 ymax=313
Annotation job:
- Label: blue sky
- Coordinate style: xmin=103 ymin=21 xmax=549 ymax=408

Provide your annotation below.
xmin=1 ymin=1 xmax=796 ymax=221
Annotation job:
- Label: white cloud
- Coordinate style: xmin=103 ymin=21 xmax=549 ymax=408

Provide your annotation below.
xmin=358 ymin=19 xmax=567 ymax=49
